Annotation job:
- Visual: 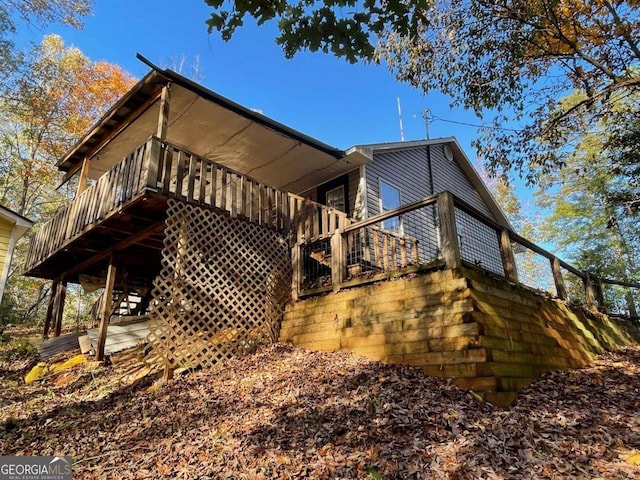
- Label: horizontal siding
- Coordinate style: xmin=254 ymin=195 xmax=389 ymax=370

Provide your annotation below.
xmin=301 ymin=168 xmax=361 ymax=218
xmin=365 ymin=148 xmax=438 ymax=262
xmin=366 ymin=147 xmax=432 ymax=217
xmin=430 ymin=145 xmax=493 ymax=219
xmin=0 ymin=221 xmax=13 ymax=283
xmin=363 ymin=143 xmax=502 ymax=265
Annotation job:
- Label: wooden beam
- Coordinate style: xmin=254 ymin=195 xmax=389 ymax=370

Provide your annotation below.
xmin=583 ymin=274 xmax=597 ymax=310
xmin=344 ymin=194 xmax=437 ymax=233
xmin=551 ymin=257 xmax=568 ymax=300
xmin=499 ymin=229 xmax=518 ymax=282
xmin=53 ymin=281 xmax=67 ymax=337
xmin=76 ymin=157 xmax=91 ymax=195
xmin=96 ymin=258 xmax=117 ymax=361
xmin=156 ymin=83 xmax=172 ymax=140
xmin=330 ymin=228 xmax=346 ymax=292
xmin=54 ymin=220 xmax=166 ymax=283
xmin=43 ymin=280 xmax=59 ymax=339
xmin=436 ymin=191 xmax=462 ymax=270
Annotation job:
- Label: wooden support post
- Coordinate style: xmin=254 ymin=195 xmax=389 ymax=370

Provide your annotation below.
xmin=583 ymin=273 xmax=597 ymax=311
xmin=76 ymin=157 xmax=90 ymax=196
xmin=163 ymin=363 xmax=174 ymax=382
xmin=145 ymin=136 xmax=161 ymax=190
xmin=53 ymin=281 xmax=67 ymax=337
xmin=291 ymin=217 xmax=304 ymax=300
xmin=43 ymin=280 xmax=60 ymax=339
xmin=625 ymin=290 xmax=638 ymax=318
xmin=96 ymin=259 xmax=117 ymax=361
xmin=593 ymin=278 xmax=605 ymax=310
xmin=330 ymin=228 xmax=346 ymax=292
xmin=437 ymin=191 xmax=461 ymax=270
xmin=499 ymin=230 xmax=518 ymax=282
xmin=551 ymin=257 xmax=568 ymax=300
xmin=156 ymin=83 xmax=172 ymax=140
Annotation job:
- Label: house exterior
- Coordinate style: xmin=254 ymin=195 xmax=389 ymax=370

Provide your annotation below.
xmin=0 ymin=205 xmax=33 ymax=302
xmin=297 ymin=140 xmax=513 ymax=286
xmin=22 ymin=60 xmax=638 ymax=401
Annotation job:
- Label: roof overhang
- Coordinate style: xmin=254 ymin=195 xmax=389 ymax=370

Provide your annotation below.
xmin=58 ymin=59 xmax=360 ymax=194
xmin=0 ymin=205 xmax=33 ymax=240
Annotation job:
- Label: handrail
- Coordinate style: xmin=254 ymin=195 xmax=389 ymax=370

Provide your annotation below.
xmin=344 ymin=194 xmax=437 ymax=233
xmin=25 ymin=140 xmax=150 ymax=271
xmin=293 ymin=190 xmax=639 ymax=318
xmin=152 ymin=138 xmax=291 ymax=232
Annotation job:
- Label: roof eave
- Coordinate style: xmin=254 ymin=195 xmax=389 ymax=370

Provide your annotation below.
xmin=58 ymin=56 xmax=345 ymax=173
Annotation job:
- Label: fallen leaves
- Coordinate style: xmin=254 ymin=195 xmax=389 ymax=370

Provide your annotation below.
xmin=1 ymin=341 xmax=640 ymax=478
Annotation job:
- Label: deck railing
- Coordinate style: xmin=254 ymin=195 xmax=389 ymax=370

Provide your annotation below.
xmin=151 ymin=139 xmax=293 ymax=231
xmin=26 ymin=136 xmax=341 ymax=273
xmin=293 ymin=191 xmax=640 ymax=319
xmin=26 ymin=141 xmax=151 ymax=270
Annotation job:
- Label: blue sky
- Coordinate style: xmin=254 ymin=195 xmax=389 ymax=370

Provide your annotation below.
xmin=17 ymin=1 xmax=487 ymax=152
xmin=15 ymin=0 xmax=538 ymax=207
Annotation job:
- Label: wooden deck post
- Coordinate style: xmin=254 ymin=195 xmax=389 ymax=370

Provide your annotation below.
xmin=583 ymin=273 xmax=598 ymax=311
xmin=436 ymin=191 xmax=461 ymax=270
xmin=291 ymin=243 xmax=301 ymax=301
xmin=43 ymin=280 xmax=59 ymax=339
xmin=331 ymin=228 xmax=346 ymax=292
xmin=625 ymin=290 xmax=638 ymax=318
xmin=499 ymin=229 xmax=518 ymax=282
xmin=96 ymin=258 xmax=117 ymax=361
xmin=156 ymin=83 xmax=172 ymax=140
xmin=76 ymin=157 xmax=90 ymax=196
xmin=593 ymin=278 xmax=605 ymax=310
xmin=551 ymin=257 xmax=568 ymax=300
xmin=53 ymin=281 xmax=67 ymax=337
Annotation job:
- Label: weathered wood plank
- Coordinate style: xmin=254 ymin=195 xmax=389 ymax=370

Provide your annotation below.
xmin=96 ymin=260 xmax=117 ymax=361
xmin=220 ymin=167 xmax=228 ymax=211
xmin=187 ymin=153 xmax=197 ymax=202
xmin=162 ymin=145 xmax=174 ymax=194
xmin=437 ymin=191 xmax=461 ymax=269
xmin=174 ymin=150 xmax=185 ymax=199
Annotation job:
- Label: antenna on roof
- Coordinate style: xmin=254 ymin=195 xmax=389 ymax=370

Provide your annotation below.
xmin=423 ymin=108 xmax=432 ymax=139
xmin=397 ymin=97 xmax=405 ymax=142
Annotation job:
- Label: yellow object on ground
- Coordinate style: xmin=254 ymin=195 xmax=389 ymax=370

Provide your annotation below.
xmin=620 ymin=451 xmax=640 ymax=465
xmin=24 ymin=362 xmax=48 ymax=384
xmin=50 ymin=354 xmax=87 ymax=373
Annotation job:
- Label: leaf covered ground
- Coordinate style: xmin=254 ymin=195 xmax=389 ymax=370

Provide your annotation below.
xmin=1 ymin=335 xmax=640 ymax=479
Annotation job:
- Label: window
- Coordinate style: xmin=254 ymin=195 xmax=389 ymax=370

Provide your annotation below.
xmin=325 ymin=185 xmax=346 ymax=212
xmin=380 ymin=180 xmax=401 ymax=231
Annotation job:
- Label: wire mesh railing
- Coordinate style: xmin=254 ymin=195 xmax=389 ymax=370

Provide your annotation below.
xmin=454 ymin=207 xmax=504 ymax=277
xmin=561 ymin=267 xmax=587 ymax=305
xmin=291 ymin=190 xmax=640 ymax=320
xmin=600 ymin=281 xmax=639 ymax=318
xmin=511 ymin=239 xmax=558 ymax=296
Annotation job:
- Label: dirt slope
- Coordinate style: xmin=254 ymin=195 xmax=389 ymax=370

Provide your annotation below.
xmin=2 ymin=341 xmax=640 ymax=479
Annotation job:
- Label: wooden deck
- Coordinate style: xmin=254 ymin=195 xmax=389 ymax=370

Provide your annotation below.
xmin=24 ymin=136 xmax=345 ymax=287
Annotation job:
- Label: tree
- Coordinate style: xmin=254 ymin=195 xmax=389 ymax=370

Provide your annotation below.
xmin=205 ymin=1 xmax=640 ymax=187
xmin=0 ymin=35 xmax=135 ymax=218
xmin=535 ymin=116 xmax=639 ymax=314
xmin=0 ymin=35 xmax=135 ymax=326
xmin=205 ymin=0 xmax=431 ymax=62
xmin=0 ymin=0 xmax=91 ymax=86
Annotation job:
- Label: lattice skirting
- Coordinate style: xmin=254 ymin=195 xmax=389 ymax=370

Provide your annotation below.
xmin=146 ymin=199 xmax=292 ymax=369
